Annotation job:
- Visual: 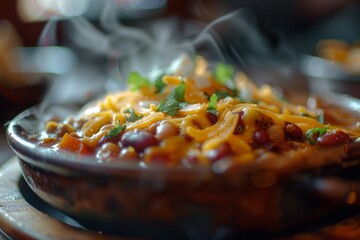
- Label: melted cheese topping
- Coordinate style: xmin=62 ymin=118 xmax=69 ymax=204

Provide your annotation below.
xmin=43 ymin=57 xmax=360 ymax=167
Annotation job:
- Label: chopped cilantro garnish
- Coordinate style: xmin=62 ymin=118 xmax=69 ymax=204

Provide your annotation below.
xmin=154 ymin=75 xmax=166 ymax=93
xmin=207 ymin=94 xmax=218 ymax=115
xmin=214 ymin=63 xmax=234 ymax=84
xmin=305 ymin=125 xmax=329 ymax=144
xmin=124 ymin=108 xmax=142 ymax=122
xmin=157 ymin=98 xmax=180 ymax=116
xmin=106 ymin=125 xmax=126 ymax=138
xmin=128 ymin=71 xmax=151 ymax=91
xmin=174 ymin=82 xmax=185 ymax=102
xmin=156 ymin=82 xmax=185 ymax=116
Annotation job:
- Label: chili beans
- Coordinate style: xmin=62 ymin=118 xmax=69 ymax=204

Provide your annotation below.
xmin=317 ymin=130 xmax=352 ymax=146
xmin=253 ymin=129 xmax=271 ymax=145
xmin=285 ymin=122 xmax=303 ymax=141
xmin=155 ymin=121 xmax=178 ymax=140
xmin=205 ymin=143 xmax=232 ymax=163
xmin=119 ymin=147 xmax=138 ymax=160
xmin=148 ymin=122 xmax=159 ymax=134
xmin=97 ymin=142 xmax=120 ymax=160
xmin=233 ymin=111 xmax=244 ymax=134
xmin=121 ymin=130 xmax=159 ymax=152
xmin=207 ymin=112 xmax=218 ymax=125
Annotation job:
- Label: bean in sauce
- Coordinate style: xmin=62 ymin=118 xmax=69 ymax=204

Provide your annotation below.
xmin=121 ymin=130 xmax=159 ymax=152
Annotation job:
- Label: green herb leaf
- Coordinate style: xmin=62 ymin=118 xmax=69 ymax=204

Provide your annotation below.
xmin=174 ymin=82 xmax=185 ymax=102
xmin=214 ymin=63 xmax=234 ymax=84
xmin=154 ymin=75 xmax=166 ymax=93
xmin=124 ymin=108 xmax=142 ymax=122
xmin=207 ymin=94 xmax=218 ymax=115
xmin=156 ymin=82 xmax=185 ymax=116
xmin=305 ymin=126 xmax=328 ymax=144
xmin=128 ymin=71 xmax=151 ymax=91
xmin=156 ymin=98 xmax=180 ymax=116
xmin=106 ymin=125 xmax=126 ymax=138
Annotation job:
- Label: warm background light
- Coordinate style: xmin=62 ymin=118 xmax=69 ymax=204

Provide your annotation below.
xmin=17 ymin=0 xmax=90 ymax=22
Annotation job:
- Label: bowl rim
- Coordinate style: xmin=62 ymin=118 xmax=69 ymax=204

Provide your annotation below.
xmin=300 ymin=54 xmax=360 ymax=82
xmin=6 ymin=105 xmax=216 ymax=178
xmin=6 ymin=93 xmax=360 ymax=178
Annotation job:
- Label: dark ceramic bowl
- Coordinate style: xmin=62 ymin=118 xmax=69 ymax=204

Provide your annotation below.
xmin=6 ymin=99 xmax=360 ymax=239
xmin=300 ymin=55 xmax=360 ymax=98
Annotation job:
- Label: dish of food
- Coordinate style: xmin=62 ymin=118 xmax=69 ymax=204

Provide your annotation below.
xmin=7 ymin=55 xmax=360 ymax=238
xmin=36 ymin=56 xmax=360 ymax=169
xmin=300 ymin=39 xmax=360 ymax=98
xmin=316 ymin=39 xmax=360 ymax=75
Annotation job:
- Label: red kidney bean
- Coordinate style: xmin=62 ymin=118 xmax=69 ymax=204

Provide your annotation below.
xmin=121 ymin=130 xmax=159 ymax=152
xmin=253 ymin=129 xmax=271 ymax=145
xmin=285 ymin=122 xmax=303 ymax=141
xmin=233 ymin=111 xmax=244 ymax=134
xmin=148 ymin=121 xmax=159 ymax=134
xmin=207 ymin=112 xmax=218 ymax=125
xmin=205 ymin=143 xmax=232 ymax=163
xmin=317 ymin=130 xmax=352 ymax=146
xmin=97 ymin=142 xmax=121 ymax=160
xmin=119 ymin=147 xmax=138 ymax=160
xmin=155 ymin=121 xmax=178 ymax=140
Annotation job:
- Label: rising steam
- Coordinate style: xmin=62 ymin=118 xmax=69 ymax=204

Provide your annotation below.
xmin=38 ymin=0 xmax=294 ymax=105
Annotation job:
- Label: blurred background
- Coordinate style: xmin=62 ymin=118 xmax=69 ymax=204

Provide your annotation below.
xmin=1 ymin=0 xmax=360 ymax=163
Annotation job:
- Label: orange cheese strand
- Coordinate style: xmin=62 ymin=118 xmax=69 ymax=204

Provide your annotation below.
xmin=186 ymin=109 xmax=238 ymax=143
